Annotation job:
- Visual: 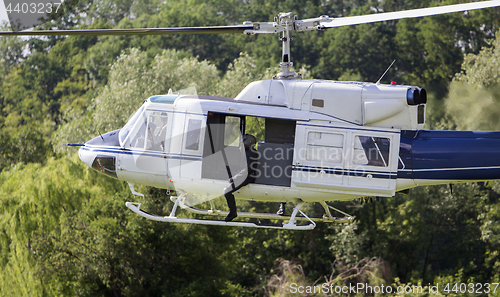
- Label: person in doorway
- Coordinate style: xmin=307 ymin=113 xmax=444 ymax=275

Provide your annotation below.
xmin=223 ymin=134 xmax=259 ymax=222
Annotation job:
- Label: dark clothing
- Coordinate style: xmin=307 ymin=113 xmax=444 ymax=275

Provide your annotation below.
xmin=246 ymin=147 xmax=259 ymax=181
xmin=224 ymin=147 xmax=259 ymax=213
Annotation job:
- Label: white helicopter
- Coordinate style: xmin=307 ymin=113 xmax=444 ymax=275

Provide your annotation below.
xmin=3 ymin=1 xmax=500 ymax=230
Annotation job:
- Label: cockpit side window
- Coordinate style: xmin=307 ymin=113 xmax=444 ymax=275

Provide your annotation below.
xmin=146 ymin=112 xmax=169 ymax=151
xmin=129 ymin=114 xmax=148 ymax=149
xmin=119 ymin=105 xmax=145 ymax=146
xmin=125 ymin=111 xmax=169 ymax=151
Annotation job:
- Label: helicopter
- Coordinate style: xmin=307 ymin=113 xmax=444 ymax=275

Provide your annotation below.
xmin=3 ymin=1 xmax=500 ymax=230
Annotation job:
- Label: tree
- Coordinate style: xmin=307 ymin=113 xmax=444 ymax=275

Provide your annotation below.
xmin=444 ymin=29 xmax=500 ymax=131
xmin=0 ymin=23 xmax=26 ymax=76
xmin=3 ymin=1 xmax=500 ymax=295
xmin=0 ymin=157 xmax=239 ymax=296
xmin=53 ymin=48 xmax=286 ymax=153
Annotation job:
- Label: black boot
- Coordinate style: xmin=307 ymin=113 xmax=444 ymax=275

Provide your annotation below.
xmin=225 ymin=211 xmax=238 ymax=222
xmin=224 ymin=193 xmax=238 ymax=222
xmin=277 ymin=202 xmax=286 ymax=216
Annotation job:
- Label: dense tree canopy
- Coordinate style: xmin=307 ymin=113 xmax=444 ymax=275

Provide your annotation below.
xmin=2 ymin=0 xmax=500 ymax=296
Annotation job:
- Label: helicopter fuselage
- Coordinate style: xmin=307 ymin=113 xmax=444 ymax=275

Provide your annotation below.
xmin=79 ymin=79 xmax=500 ymax=203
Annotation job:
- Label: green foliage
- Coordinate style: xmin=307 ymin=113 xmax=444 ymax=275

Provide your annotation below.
xmin=53 ymin=49 xmax=283 ymax=153
xmin=0 ymin=157 xmax=117 ymax=295
xmin=369 ymin=184 xmax=488 ymax=283
xmin=213 ymin=52 xmax=277 ymax=98
xmin=33 ymin=193 xmax=233 ymax=296
xmin=444 ymin=29 xmax=500 ymax=131
xmin=0 ymin=24 xmax=26 ymax=77
xmin=328 ymin=222 xmax=365 ymax=266
xmin=0 ymin=125 xmax=52 ymax=172
xmin=2 ymin=0 xmax=500 ymax=296
xmin=0 ymin=156 xmax=238 ymax=296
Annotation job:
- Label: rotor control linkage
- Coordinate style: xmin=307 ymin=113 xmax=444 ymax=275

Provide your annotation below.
xmin=244 ymin=13 xmax=329 ymax=78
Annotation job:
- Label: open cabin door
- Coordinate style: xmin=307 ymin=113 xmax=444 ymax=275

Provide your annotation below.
xmin=201 ymin=113 xmax=297 ymax=188
xmin=202 ymin=112 xmax=246 ymax=181
xmin=292 ymin=124 xmax=400 ymax=197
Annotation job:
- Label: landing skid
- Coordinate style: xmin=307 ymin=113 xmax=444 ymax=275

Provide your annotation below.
xmin=126 ymin=201 xmax=315 ymax=230
xmin=126 ymin=193 xmax=354 ymax=230
xmin=183 ymin=200 xmax=352 ymax=224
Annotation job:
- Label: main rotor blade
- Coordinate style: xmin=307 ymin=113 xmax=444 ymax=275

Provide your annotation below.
xmin=0 ymin=25 xmax=254 ymax=36
xmin=321 ymin=0 xmax=500 ymax=28
xmin=2 ymin=1 xmax=499 ymax=37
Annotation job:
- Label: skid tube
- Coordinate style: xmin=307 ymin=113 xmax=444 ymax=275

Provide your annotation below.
xmin=126 ymin=194 xmax=354 ymax=230
xmin=182 ymin=201 xmax=353 ymax=224
xmin=125 ymin=193 xmax=315 ymax=230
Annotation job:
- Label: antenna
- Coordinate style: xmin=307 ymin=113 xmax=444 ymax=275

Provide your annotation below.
xmin=376 ymin=60 xmax=396 ymax=85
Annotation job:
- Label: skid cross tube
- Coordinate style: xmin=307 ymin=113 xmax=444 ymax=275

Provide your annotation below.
xmin=320 ymin=201 xmax=355 ymax=224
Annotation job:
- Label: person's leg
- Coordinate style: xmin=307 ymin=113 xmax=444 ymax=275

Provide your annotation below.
xmin=277 ymin=202 xmax=286 ymax=215
xmin=222 ymin=179 xmax=251 ymax=222
xmin=224 ymin=192 xmax=238 ymax=222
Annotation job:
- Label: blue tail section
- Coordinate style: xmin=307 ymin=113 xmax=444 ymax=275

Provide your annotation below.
xmin=399 ymin=130 xmax=500 ymax=181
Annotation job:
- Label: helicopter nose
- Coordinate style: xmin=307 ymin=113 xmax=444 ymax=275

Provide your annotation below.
xmin=78 ymin=146 xmax=96 ymax=168
xmin=78 ymin=129 xmax=121 ymax=167
xmin=78 ymin=146 xmax=118 ymax=178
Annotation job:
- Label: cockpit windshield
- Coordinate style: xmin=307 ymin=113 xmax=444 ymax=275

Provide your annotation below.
xmin=118 ymin=87 xmax=196 ymax=147
xmin=119 ymin=105 xmax=145 ymax=146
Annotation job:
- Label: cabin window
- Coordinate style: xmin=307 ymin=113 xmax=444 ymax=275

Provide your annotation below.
xmin=146 ymin=112 xmax=169 ymax=151
xmin=353 ymin=136 xmax=390 ymax=167
xmin=185 ymin=119 xmax=202 ymax=151
xmin=306 ymin=132 xmax=343 ymax=163
xmin=224 ymin=116 xmax=242 ymax=147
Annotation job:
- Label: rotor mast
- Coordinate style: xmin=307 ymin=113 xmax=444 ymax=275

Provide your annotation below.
xmin=260 ymin=13 xmax=328 ymax=79
xmin=277 ymin=13 xmax=296 ymax=78
xmin=245 ymin=13 xmax=329 ymax=79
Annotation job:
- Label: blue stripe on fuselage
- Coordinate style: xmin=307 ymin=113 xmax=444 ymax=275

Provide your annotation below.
xmin=399 ymin=130 xmax=500 ymax=180
xmin=81 ymin=146 xmax=203 ymax=161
